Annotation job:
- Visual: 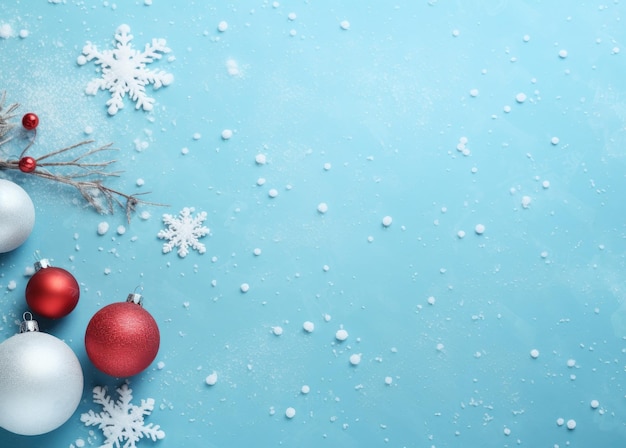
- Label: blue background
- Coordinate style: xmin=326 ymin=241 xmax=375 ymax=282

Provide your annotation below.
xmin=1 ymin=1 xmax=625 ymax=447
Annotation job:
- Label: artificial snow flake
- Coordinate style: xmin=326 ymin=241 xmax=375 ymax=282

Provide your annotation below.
xmin=77 ymin=24 xmax=174 ymax=115
xmin=157 ymin=207 xmax=209 ymax=257
xmin=81 ymin=383 xmax=165 ymax=448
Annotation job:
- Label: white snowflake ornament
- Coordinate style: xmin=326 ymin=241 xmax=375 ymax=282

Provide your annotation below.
xmin=157 ymin=207 xmax=209 ymax=257
xmin=81 ymin=383 xmax=165 ymax=448
xmin=77 ymin=24 xmax=174 ymax=115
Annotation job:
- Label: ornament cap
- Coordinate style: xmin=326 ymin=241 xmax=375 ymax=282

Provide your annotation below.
xmin=34 ymin=258 xmax=52 ymax=271
xmin=126 ymin=293 xmax=143 ymax=306
xmin=19 ymin=312 xmax=39 ymax=333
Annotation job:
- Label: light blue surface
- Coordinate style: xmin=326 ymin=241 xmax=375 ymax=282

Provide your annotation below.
xmin=0 ymin=1 xmax=625 ymax=447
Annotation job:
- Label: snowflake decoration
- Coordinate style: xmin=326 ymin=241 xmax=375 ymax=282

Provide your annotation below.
xmin=77 ymin=24 xmax=173 ymax=115
xmin=157 ymin=207 xmax=209 ymax=257
xmin=81 ymin=383 xmax=165 ymax=448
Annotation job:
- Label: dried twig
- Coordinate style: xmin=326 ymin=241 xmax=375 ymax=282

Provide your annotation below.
xmin=0 ymin=92 xmax=162 ymax=221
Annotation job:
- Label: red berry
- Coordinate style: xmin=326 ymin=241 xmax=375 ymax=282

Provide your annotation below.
xmin=22 ymin=113 xmax=39 ymax=130
xmin=18 ymin=156 xmax=37 ymax=173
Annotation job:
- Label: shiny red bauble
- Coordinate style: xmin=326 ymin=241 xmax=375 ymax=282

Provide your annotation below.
xmin=18 ymin=156 xmax=37 ymax=173
xmin=21 ymin=113 xmax=39 ymax=130
xmin=25 ymin=265 xmax=80 ymax=319
xmin=85 ymin=298 xmax=160 ymax=377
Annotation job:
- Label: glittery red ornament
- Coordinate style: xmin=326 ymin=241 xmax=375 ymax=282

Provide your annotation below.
xmin=85 ymin=293 xmax=160 ymax=377
xmin=25 ymin=260 xmax=80 ymax=319
xmin=21 ymin=113 xmax=39 ymax=130
xmin=18 ymin=156 xmax=37 ymax=173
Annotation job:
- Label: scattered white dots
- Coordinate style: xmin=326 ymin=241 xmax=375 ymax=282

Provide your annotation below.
xmin=0 ymin=24 xmax=13 ymax=39
xmin=474 ymin=223 xmax=485 ymax=235
xmin=558 ymin=49 xmax=568 ymax=59
xmin=285 ymin=407 xmax=296 ymax=419
xmin=340 ymin=20 xmax=350 ymax=30
xmin=255 ymin=153 xmax=267 ymax=165
xmin=303 ymin=321 xmax=315 ymax=333
xmin=217 ymin=21 xmax=228 ymax=32
xmin=97 ymin=222 xmax=110 ymax=236
xmin=268 ymin=188 xmax=279 ymax=198
xmin=272 ymin=326 xmax=283 ymax=336
xmin=515 ymin=92 xmax=527 ymax=103
xmin=205 ymin=371 xmax=218 ymax=386
xmin=384 ymin=376 xmax=393 ymax=385
xmin=221 ymin=129 xmax=233 ymax=140
xmin=301 ymin=385 xmax=310 ymax=394
xmin=317 ymin=202 xmax=328 ymax=214
xmin=335 ymin=329 xmax=349 ymax=341
xmin=521 ymin=195 xmax=532 ymax=209
xmin=566 ymin=419 xmax=576 ymax=430
xmin=382 ymin=216 xmax=393 ymax=227
xmin=240 ymin=283 xmax=250 ymax=293
xmin=590 ymin=399 xmax=599 ymax=409
xmin=550 ymin=136 xmax=560 ymax=145
xmin=253 ymin=248 xmax=262 ymax=256
xmin=530 ymin=349 xmax=540 ymax=359
xmin=349 ymin=353 xmax=361 ymax=365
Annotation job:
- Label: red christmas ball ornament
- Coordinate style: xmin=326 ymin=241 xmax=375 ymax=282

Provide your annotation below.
xmin=25 ymin=259 xmax=80 ymax=319
xmin=85 ymin=293 xmax=160 ymax=377
xmin=21 ymin=113 xmax=39 ymax=131
xmin=18 ymin=156 xmax=37 ymax=173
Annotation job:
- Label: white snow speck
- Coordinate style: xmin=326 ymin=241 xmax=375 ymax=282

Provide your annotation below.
xmin=469 ymin=88 xmax=479 ymax=97
xmin=287 ymin=12 xmax=297 ymax=21
xmin=285 ymin=407 xmax=296 ymax=419
xmin=116 ymin=225 xmax=126 ymax=235
xmin=205 ymin=371 xmax=218 ymax=386
xmin=317 ymin=202 xmax=328 ymax=213
xmin=272 ymin=326 xmax=283 ymax=336
xmin=382 ymin=216 xmax=392 ymax=227
xmin=384 ymin=376 xmax=393 ymax=385
xmin=590 ymin=399 xmax=599 ymax=409
xmin=556 ymin=418 xmax=565 ymax=426
xmin=521 ymin=195 xmax=532 ymax=208
xmin=240 ymin=283 xmax=250 ymax=293
xmin=217 ymin=21 xmax=228 ymax=32
xmin=349 ymin=353 xmax=361 ymax=365
xmin=301 ymin=385 xmax=310 ymax=394
xmin=457 ymin=230 xmax=466 ymax=239
xmin=340 ymin=20 xmax=350 ymax=30
xmin=157 ymin=207 xmax=209 ymax=257
xmin=18 ymin=29 xmax=28 ymax=39
xmin=255 ymin=153 xmax=267 ymax=165
xmin=221 ymin=129 xmax=233 ymax=140
xmin=7 ymin=280 xmax=16 ymax=291
xmin=542 ymin=180 xmax=550 ymax=189
xmin=78 ymin=24 xmax=174 ymax=116
xmin=335 ymin=329 xmax=348 ymax=341
xmin=550 ymin=136 xmax=560 ymax=145
xmin=323 ymin=162 xmax=332 ymax=170
xmin=427 ymin=296 xmax=436 ymax=305
xmin=474 ymin=223 xmax=485 ymax=235
xmin=566 ymin=358 xmax=576 ymax=367
xmin=253 ymin=248 xmax=262 ymax=256
xmin=226 ymin=58 xmax=240 ymax=76
xmin=268 ymin=188 xmax=278 ymax=198
xmin=97 ymin=222 xmax=110 ymax=235
xmin=503 ymin=427 xmax=511 ymax=436
xmin=0 ymin=24 xmax=13 ymax=39
xmin=303 ymin=321 xmax=314 ymax=333
xmin=566 ymin=419 xmax=576 ymax=430
xmin=530 ymin=349 xmax=539 ymax=359
xmin=515 ymin=92 xmax=527 ymax=103
xmin=81 ymin=383 xmax=165 ymax=448
xmin=558 ymin=49 xmax=568 ymax=58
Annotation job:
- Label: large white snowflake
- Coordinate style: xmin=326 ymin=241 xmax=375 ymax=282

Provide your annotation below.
xmin=77 ymin=24 xmax=173 ymax=115
xmin=157 ymin=207 xmax=209 ymax=257
xmin=80 ymin=383 xmax=165 ymax=448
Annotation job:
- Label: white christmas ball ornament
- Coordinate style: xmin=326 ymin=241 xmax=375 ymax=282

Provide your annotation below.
xmin=0 ymin=314 xmax=83 ymax=435
xmin=0 ymin=179 xmax=35 ymax=253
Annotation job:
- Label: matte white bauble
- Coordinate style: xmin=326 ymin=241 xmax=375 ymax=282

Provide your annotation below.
xmin=0 ymin=179 xmax=35 ymax=253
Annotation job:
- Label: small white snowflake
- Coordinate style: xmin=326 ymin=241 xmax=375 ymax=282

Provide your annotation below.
xmin=77 ymin=24 xmax=174 ymax=115
xmin=80 ymin=382 xmax=165 ymax=448
xmin=157 ymin=207 xmax=209 ymax=257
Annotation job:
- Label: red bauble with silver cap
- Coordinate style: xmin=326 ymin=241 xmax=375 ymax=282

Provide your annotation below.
xmin=85 ymin=292 xmax=160 ymax=377
xmin=25 ymin=259 xmax=80 ymax=319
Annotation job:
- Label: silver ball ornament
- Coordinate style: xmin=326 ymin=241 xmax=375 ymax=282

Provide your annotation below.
xmin=0 ymin=179 xmax=35 ymax=253
xmin=0 ymin=317 xmax=83 ymax=435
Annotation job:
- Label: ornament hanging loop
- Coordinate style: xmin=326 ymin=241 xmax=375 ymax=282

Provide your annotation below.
xmin=19 ymin=311 xmax=39 ymax=333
